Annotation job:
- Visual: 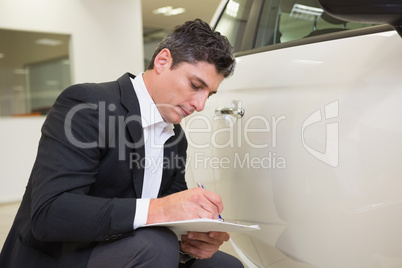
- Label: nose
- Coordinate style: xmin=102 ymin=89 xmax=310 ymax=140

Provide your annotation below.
xmin=191 ymin=90 xmax=209 ymax=112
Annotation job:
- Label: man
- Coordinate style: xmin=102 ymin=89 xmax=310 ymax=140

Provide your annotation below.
xmin=0 ymin=19 xmax=242 ymax=267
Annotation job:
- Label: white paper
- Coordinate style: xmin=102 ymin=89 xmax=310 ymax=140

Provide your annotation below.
xmin=141 ymin=218 xmax=260 ymax=239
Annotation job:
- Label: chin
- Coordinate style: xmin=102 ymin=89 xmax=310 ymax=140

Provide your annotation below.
xmin=166 ymin=114 xmax=184 ymax=124
xmin=171 ymin=117 xmax=183 ymax=124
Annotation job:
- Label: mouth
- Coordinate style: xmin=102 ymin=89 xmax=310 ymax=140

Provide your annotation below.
xmin=178 ymin=106 xmax=193 ymax=117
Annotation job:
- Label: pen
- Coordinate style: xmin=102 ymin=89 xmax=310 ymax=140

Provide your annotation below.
xmin=196 ymin=181 xmax=224 ymax=221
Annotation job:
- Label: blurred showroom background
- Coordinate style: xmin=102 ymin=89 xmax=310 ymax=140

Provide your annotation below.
xmin=0 ymin=0 xmax=237 ymax=255
xmin=0 ymin=0 xmax=222 ymax=203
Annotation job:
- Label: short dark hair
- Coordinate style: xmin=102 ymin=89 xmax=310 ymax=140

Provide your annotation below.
xmin=147 ymin=19 xmax=235 ymax=78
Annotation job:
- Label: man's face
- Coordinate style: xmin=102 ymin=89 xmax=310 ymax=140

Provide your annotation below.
xmin=150 ymin=54 xmax=224 ymax=124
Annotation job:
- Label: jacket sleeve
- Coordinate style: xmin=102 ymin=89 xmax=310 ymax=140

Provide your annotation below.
xmin=30 ymin=83 xmax=137 ymax=242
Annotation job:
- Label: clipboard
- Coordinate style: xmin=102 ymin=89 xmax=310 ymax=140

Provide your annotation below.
xmin=141 ymin=218 xmax=260 ymax=239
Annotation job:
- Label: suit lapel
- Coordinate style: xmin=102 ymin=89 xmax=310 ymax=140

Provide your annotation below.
xmin=117 ymin=73 xmax=145 ymax=198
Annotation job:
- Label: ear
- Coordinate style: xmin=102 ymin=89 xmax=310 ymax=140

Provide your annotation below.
xmin=153 ymin=48 xmax=172 ymax=74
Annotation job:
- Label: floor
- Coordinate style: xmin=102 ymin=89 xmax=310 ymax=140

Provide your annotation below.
xmin=0 ymin=202 xmax=245 ymax=266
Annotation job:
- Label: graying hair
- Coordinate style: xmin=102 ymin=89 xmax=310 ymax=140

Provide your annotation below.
xmin=147 ymin=19 xmax=235 ymax=78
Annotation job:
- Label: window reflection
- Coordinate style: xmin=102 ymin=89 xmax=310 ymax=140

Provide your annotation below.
xmin=214 ymin=0 xmax=254 ymax=53
xmin=0 ymin=29 xmax=71 ymax=116
xmin=255 ymin=0 xmax=374 ymax=47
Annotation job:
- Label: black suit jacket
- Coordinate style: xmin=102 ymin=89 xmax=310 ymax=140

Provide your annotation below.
xmin=0 ymin=73 xmax=188 ymax=267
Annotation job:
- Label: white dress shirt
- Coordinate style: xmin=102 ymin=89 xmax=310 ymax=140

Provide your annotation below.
xmin=131 ymin=74 xmax=175 ymax=229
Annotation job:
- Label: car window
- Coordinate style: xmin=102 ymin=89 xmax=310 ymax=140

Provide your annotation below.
xmin=256 ymin=0 xmax=374 ymax=48
xmin=214 ymin=0 xmax=255 ymax=52
xmin=215 ymin=0 xmax=376 ymax=52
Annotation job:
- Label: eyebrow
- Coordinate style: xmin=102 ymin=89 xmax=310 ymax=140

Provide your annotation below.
xmin=193 ymin=75 xmax=208 ymax=88
xmin=192 ymin=75 xmax=218 ymax=96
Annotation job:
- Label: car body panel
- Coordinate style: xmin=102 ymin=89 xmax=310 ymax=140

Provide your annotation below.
xmin=183 ymin=12 xmax=402 ymax=267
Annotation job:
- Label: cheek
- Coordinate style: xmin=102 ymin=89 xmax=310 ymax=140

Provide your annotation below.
xmin=159 ymin=72 xmax=192 ymax=103
xmin=167 ymin=87 xmax=190 ymax=104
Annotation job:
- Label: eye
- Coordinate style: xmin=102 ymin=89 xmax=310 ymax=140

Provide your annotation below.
xmin=191 ymin=82 xmax=200 ymax=90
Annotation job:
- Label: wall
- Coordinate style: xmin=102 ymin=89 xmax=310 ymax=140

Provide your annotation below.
xmin=0 ymin=117 xmax=45 ymax=202
xmin=0 ymin=0 xmax=144 ymax=203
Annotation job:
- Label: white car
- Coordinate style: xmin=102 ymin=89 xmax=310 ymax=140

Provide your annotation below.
xmin=183 ymin=0 xmax=402 ymax=267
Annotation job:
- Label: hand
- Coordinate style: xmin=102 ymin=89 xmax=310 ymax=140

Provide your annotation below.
xmin=147 ymin=187 xmax=223 ymax=224
xmin=180 ymin=231 xmax=230 ymax=259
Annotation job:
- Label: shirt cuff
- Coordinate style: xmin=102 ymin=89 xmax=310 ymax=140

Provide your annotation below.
xmin=133 ymin=198 xmax=150 ymax=230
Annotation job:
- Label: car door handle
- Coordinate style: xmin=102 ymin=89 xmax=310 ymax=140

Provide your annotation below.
xmin=215 ymin=105 xmax=245 ymax=118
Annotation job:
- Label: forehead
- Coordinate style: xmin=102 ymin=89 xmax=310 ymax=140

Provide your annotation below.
xmin=176 ymin=61 xmax=224 ymax=90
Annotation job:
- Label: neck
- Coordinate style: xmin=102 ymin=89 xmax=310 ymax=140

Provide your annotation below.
xmin=142 ymin=70 xmax=155 ymax=98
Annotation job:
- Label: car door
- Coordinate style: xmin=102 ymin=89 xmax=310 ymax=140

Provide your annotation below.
xmin=183 ymin=0 xmax=402 ymax=267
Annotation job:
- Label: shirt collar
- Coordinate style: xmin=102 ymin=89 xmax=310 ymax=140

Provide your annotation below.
xmin=131 ymin=73 xmax=174 ymax=134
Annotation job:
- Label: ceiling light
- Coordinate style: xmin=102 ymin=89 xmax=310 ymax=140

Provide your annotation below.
xmin=153 ymin=6 xmax=173 ymax=14
xmin=153 ymin=6 xmax=186 ymax=16
xmin=35 ymin=38 xmax=63 ymax=46
xmin=167 ymin=7 xmax=185 ymax=16
xmin=290 ymin=4 xmax=323 ymax=21
xmin=226 ymin=0 xmax=239 ymax=18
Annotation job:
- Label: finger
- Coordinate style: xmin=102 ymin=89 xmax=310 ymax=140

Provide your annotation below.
xmin=193 ymin=188 xmax=223 ymax=219
xmin=181 ymin=232 xmax=230 ymax=259
xmin=208 ymin=231 xmax=230 ymax=242
xmin=186 ymin=232 xmax=227 ymax=245
xmin=189 ymin=189 xmax=221 ymax=219
xmin=180 ymin=239 xmax=216 ymax=259
xmin=187 ymin=232 xmax=217 ymax=244
xmin=200 ymin=189 xmax=224 ymax=215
